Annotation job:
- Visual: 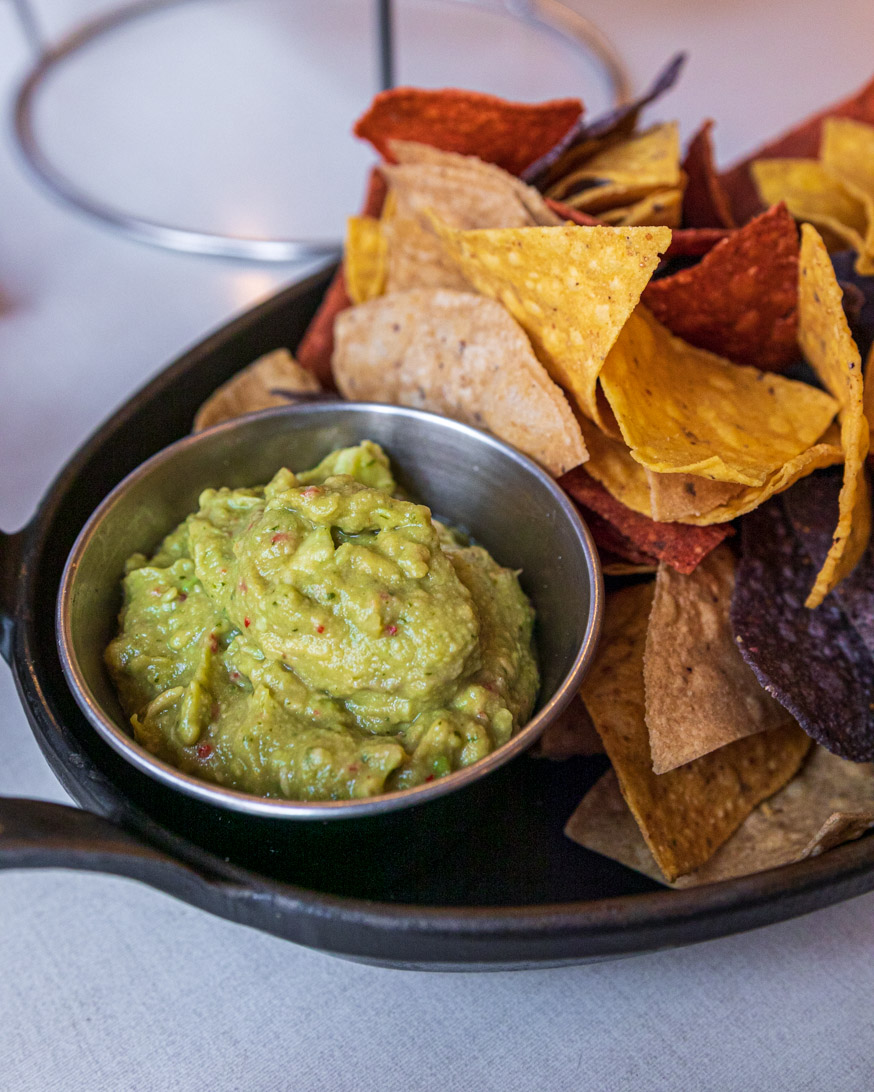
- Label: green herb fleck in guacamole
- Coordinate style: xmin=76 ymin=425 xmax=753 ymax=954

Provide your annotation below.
xmin=105 ymin=442 xmax=538 ymax=799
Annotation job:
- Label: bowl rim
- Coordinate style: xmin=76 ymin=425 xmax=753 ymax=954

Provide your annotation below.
xmin=56 ymin=400 xmax=604 ymax=820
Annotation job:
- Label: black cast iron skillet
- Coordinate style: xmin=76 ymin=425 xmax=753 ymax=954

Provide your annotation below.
xmin=3 ymin=265 xmax=874 ymax=971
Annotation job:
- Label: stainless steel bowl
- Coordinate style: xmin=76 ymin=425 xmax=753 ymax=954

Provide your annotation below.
xmin=57 ymin=403 xmax=602 ymax=819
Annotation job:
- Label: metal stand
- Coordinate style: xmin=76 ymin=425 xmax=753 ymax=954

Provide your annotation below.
xmin=10 ymin=0 xmax=630 ymax=263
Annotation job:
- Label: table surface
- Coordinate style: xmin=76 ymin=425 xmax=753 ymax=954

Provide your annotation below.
xmin=3 ymin=2 xmax=874 ymax=1089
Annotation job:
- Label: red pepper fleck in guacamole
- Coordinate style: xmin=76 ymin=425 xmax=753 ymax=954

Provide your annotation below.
xmin=105 ymin=442 xmax=538 ymax=799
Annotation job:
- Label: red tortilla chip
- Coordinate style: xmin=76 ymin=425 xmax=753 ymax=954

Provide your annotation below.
xmin=544 ymin=198 xmax=602 ymax=226
xmin=546 ymin=198 xmax=728 ymax=258
xmin=681 ymin=120 xmax=736 ymax=229
xmin=560 ymin=467 xmax=731 ymax=573
xmin=296 ymin=169 xmax=388 ymax=387
xmin=581 ymin=508 xmax=660 ymax=568
xmin=721 ymin=72 xmax=874 ymax=224
xmin=353 ymin=88 xmax=582 ymax=177
xmin=664 ymin=227 xmax=731 ymax=258
xmin=642 ymin=204 xmax=799 ymax=372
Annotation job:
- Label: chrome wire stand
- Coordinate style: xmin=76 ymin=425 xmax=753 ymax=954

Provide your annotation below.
xmin=10 ymin=0 xmax=630 ymax=263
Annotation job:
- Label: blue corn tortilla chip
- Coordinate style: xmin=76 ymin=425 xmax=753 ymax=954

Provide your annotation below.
xmin=783 ymin=469 xmax=874 ymax=656
xmin=731 ymin=496 xmax=874 ymax=761
xmin=831 ymin=250 xmax=874 ymax=365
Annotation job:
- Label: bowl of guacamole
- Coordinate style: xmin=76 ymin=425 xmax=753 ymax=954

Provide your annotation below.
xmin=58 ymin=404 xmax=602 ymax=818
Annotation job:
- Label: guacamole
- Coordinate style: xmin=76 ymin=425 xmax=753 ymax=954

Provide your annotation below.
xmin=105 ymin=442 xmax=538 ymax=800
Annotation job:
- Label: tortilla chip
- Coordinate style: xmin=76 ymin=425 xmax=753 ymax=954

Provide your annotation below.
xmin=663 ymin=227 xmax=732 ymax=258
xmin=821 ymin=118 xmax=874 ymax=274
xmin=832 ymin=251 xmax=874 ymax=366
xmin=644 ymin=545 xmax=792 ymax=773
xmin=731 ymin=496 xmax=874 ymax=761
xmin=545 ymin=123 xmax=682 ymax=213
xmin=523 ymin=53 xmax=686 ymax=190
xmin=599 ymin=306 xmax=838 ymax=486
xmin=721 ymin=72 xmax=874 ymax=225
xmin=546 ymin=198 xmax=728 ymax=258
xmin=296 ymin=169 xmax=387 ymax=386
xmin=751 ymin=158 xmax=868 ymax=255
xmin=681 ymin=120 xmax=736 ymax=229
xmin=533 ymin=695 xmax=605 ymax=759
xmin=797 ymin=224 xmax=871 ymax=607
xmin=574 ymin=413 xmax=653 ymax=515
xmin=332 ymin=289 xmax=586 ymax=476
xmin=566 ymin=747 xmax=873 ymax=887
xmin=599 ymin=187 xmax=684 ymax=228
xmin=387 ymin=141 xmax=561 ymax=226
xmin=641 ymin=204 xmax=800 ymax=372
xmin=344 ymin=216 xmax=387 ymax=304
xmin=784 ymin=469 xmax=874 ymax=656
xmin=560 ymin=467 xmax=731 ymax=573
xmin=192 ymin=349 xmax=321 ymax=432
xmin=353 ymin=87 xmax=582 ymax=177
xmin=646 ymin=471 xmax=745 ymax=522
xmin=379 ymin=157 xmax=547 ymax=292
xmin=580 ymin=582 xmax=810 ymax=881
xmin=432 ymin=222 xmax=671 ymax=425
xmin=647 ymin=449 xmax=836 ymax=523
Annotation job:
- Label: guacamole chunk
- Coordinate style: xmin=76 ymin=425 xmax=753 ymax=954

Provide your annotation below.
xmin=105 ymin=442 xmax=538 ymax=799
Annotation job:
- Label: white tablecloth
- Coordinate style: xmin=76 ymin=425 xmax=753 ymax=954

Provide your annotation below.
xmin=2 ymin=2 xmax=874 ymax=1088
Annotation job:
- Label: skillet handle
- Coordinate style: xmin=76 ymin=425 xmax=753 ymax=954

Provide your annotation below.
xmin=0 ymin=529 xmax=24 ymax=665
xmin=0 ymin=797 xmax=229 ymax=903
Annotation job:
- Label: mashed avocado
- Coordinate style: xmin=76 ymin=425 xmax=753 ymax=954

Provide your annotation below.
xmin=105 ymin=442 xmax=538 ymax=799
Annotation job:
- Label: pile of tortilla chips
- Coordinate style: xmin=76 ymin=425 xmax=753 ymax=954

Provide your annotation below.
xmin=204 ymin=64 xmax=874 ymax=888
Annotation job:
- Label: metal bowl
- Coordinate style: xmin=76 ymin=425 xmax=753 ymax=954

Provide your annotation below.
xmin=57 ymin=402 xmax=602 ymax=820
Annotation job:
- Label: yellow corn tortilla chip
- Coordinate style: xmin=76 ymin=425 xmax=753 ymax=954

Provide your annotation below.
xmin=579 ymin=582 xmax=811 ymax=881
xmin=599 ymin=306 xmax=839 ymax=486
xmin=545 ymin=123 xmax=681 ymax=213
xmin=797 ymin=224 xmax=871 ymax=608
xmin=751 ymin=157 xmax=868 ymax=256
xmin=575 ymin=413 xmax=653 ymax=514
xmin=644 ymin=545 xmax=793 ymax=773
xmin=566 ymin=747 xmax=873 ymax=888
xmin=646 ymin=470 xmax=745 ymax=522
xmin=192 ymin=349 xmax=320 ymax=432
xmin=821 ymin=118 xmax=874 ymax=275
xmin=432 ymin=222 xmax=671 ymax=426
xmin=578 ymin=410 xmax=841 ymax=523
xmin=332 ymin=288 xmax=587 ymax=476
xmin=598 ymin=187 xmax=684 ymax=228
xmin=345 ymin=216 xmax=387 ymax=305
xmin=380 ymin=157 xmax=550 ymax=293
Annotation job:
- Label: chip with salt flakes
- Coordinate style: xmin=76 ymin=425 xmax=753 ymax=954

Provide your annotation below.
xmin=644 ymin=545 xmax=793 ymax=774
xmin=599 ymin=306 xmax=838 ymax=486
xmin=431 ymin=221 xmax=670 ymax=426
xmin=579 ymin=582 xmax=811 ymax=882
xmin=797 ymin=224 xmax=871 ymax=608
xmin=332 ymin=288 xmax=587 ymax=476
